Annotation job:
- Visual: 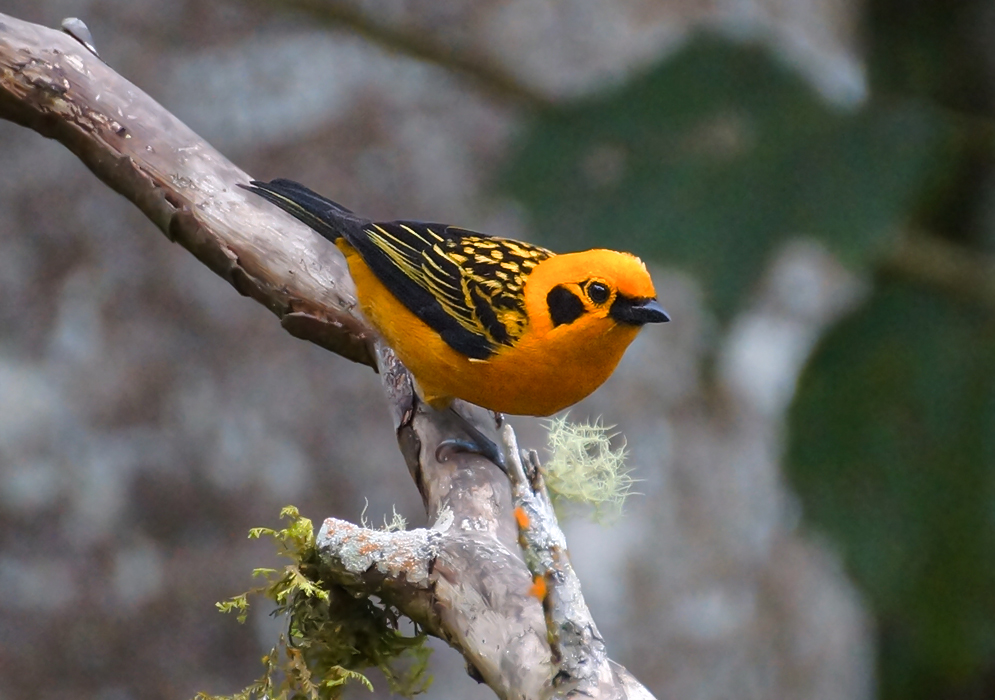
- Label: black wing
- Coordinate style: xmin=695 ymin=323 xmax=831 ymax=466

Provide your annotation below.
xmin=241 ymin=179 xmax=366 ymax=243
xmin=243 ymin=179 xmax=551 ymax=359
xmin=352 ymin=221 xmax=551 ymax=359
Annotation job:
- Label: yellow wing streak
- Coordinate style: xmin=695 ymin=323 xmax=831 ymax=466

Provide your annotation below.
xmin=367 ymin=228 xmax=481 ymax=338
xmin=363 ymin=225 xmax=552 ymax=350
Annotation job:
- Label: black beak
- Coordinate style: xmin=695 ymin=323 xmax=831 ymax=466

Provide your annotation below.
xmin=609 ymin=296 xmax=671 ymax=325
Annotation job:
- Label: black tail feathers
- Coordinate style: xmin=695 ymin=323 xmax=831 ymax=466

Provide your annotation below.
xmin=240 ymin=178 xmax=360 ymax=244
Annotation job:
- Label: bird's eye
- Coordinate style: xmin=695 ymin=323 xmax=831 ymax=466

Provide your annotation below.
xmin=586 ymin=281 xmax=611 ymax=304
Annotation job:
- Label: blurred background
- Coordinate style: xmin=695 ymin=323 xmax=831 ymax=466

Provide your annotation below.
xmin=0 ymin=1 xmax=992 ymax=699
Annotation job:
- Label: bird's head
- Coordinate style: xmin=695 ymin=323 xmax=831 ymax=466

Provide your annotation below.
xmin=525 ymin=249 xmax=669 ymax=336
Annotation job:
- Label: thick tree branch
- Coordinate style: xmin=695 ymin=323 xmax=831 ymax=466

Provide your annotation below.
xmin=0 ymin=13 xmax=653 ymax=700
xmin=313 ymin=344 xmax=655 ymax=698
xmin=0 ymin=12 xmax=375 ymax=367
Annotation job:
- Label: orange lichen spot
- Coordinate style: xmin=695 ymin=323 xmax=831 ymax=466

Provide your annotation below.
xmin=513 ymin=507 xmax=530 ymax=530
xmin=357 ymin=535 xmax=379 ymax=556
xmin=529 ymin=575 xmax=547 ymax=600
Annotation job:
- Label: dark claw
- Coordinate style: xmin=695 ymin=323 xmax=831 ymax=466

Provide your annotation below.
xmin=436 ymin=405 xmax=508 ymax=473
xmin=435 ymin=437 xmax=508 ymax=473
xmin=436 ymin=439 xmax=480 ymax=462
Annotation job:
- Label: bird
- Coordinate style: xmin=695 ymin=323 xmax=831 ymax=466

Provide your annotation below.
xmin=242 ymin=178 xmax=669 ymax=469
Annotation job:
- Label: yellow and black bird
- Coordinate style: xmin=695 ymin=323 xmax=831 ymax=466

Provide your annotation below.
xmin=243 ymin=178 xmax=669 ymax=467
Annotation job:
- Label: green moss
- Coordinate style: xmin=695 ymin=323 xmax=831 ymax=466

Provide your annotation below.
xmin=197 ymin=506 xmax=432 ymax=700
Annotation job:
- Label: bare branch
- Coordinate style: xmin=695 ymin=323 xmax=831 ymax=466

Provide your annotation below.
xmin=0 ymin=12 xmax=654 ymax=700
xmin=251 ymin=0 xmax=553 ymax=109
xmin=0 ymin=12 xmax=375 ymax=367
xmin=880 ymin=232 xmax=995 ymax=306
xmin=505 ymin=431 xmax=615 ymax=697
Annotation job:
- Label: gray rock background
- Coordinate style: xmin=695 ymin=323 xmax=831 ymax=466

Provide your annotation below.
xmin=0 ymin=2 xmax=871 ymax=699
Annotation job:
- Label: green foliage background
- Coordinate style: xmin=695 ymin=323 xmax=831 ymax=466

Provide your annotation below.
xmin=501 ymin=2 xmax=995 ymax=699
xmin=504 ymin=39 xmax=950 ymax=318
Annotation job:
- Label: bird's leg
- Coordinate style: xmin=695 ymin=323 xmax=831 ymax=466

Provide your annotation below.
xmin=435 ymin=406 xmax=508 ymax=473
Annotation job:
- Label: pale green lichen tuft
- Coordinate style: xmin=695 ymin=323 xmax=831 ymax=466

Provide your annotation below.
xmin=360 ymin=498 xmax=408 ymax=532
xmin=196 ymin=505 xmax=431 ymax=700
xmin=543 ymin=416 xmax=637 ymax=521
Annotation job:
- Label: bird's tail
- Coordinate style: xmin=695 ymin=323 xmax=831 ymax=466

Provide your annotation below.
xmin=240 ymin=178 xmax=359 ymax=244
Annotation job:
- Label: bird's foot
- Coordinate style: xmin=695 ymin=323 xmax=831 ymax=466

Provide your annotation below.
xmin=435 ymin=431 xmax=508 ymax=474
xmin=435 ymin=410 xmax=508 ymax=473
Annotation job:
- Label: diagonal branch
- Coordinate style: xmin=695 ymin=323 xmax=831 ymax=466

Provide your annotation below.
xmin=0 ymin=12 xmax=375 ymax=367
xmin=250 ymin=0 xmax=553 ymax=109
xmin=879 ymin=232 xmax=995 ymax=307
xmin=0 ymin=13 xmax=654 ymax=700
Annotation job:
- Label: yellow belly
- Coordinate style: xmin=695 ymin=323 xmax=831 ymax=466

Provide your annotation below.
xmin=338 ymin=240 xmax=639 ymax=416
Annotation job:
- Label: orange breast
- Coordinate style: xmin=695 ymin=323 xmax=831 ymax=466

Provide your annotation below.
xmin=338 ymin=240 xmax=641 ymax=416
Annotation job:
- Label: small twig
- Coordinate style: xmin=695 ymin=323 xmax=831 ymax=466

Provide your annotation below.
xmin=317 ymin=518 xmax=439 ymax=591
xmin=315 ymin=517 xmax=445 ymax=636
xmin=251 ymin=0 xmax=553 ymax=109
xmin=504 ymin=427 xmax=637 ymax=698
xmin=879 ymin=232 xmax=995 ymax=306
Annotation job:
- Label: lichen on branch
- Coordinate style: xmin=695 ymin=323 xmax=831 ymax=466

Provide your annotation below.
xmin=543 ymin=416 xmax=636 ymax=521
